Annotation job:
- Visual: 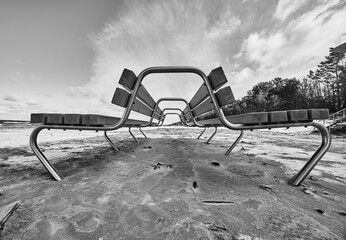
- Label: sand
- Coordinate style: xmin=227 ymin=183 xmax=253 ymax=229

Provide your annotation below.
xmin=0 ymin=124 xmax=345 ymax=239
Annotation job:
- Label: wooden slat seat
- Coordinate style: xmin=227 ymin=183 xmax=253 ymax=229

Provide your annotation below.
xmin=31 ymin=113 xmax=148 ymax=127
xmin=196 ymin=109 xmax=329 ymax=126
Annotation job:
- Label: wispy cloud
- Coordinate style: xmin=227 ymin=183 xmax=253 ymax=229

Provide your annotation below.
xmin=69 ymin=0 xmax=346 ymax=106
xmin=231 ymin=0 xmax=346 ymax=98
xmin=274 ymin=0 xmax=309 ymax=21
xmin=75 ymin=0 xmax=243 ymax=106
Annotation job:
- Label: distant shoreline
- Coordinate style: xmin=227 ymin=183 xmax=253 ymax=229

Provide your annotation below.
xmin=0 ymin=120 xmax=30 ymax=124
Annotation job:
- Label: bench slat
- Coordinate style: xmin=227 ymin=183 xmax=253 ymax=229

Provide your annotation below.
xmin=287 ymin=110 xmax=308 ymax=121
xmin=47 ymin=114 xmax=65 ymax=124
xmin=189 ymin=84 xmax=209 ymax=110
xmin=112 ymin=88 xmax=130 ymax=108
xmin=208 ymin=67 xmax=228 ymax=90
xmin=82 ymin=114 xmax=147 ymax=126
xmin=31 ymin=113 xmax=47 ymax=124
xmin=188 ymin=67 xmax=229 ymax=110
xmin=268 ymin=111 xmax=288 ymax=123
xmin=191 ymin=86 xmax=235 ymax=118
xmin=307 ymin=109 xmax=329 ymax=120
xmin=118 ymin=68 xmax=162 ymax=114
xmin=65 ymin=114 xmax=83 ymax=125
xmin=215 ymin=86 xmax=235 ymax=106
xmin=228 ymin=112 xmax=268 ymax=124
xmin=112 ymin=88 xmax=160 ymax=120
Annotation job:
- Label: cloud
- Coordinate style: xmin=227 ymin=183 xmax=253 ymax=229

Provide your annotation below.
xmin=274 ymin=0 xmax=308 ymax=21
xmin=74 ymin=0 xmax=242 ymax=106
xmin=232 ymin=0 xmax=346 ymax=97
xmin=3 ymin=94 xmax=20 ymax=102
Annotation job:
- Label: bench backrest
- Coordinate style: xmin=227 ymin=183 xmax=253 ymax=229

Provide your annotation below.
xmin=182 ymin=67 xmax=235 ymax=124
xmin=112 ymin=69 xmax=163 ymax=121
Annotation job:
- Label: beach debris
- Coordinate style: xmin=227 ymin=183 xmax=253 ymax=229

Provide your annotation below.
xmin=302 ymin=187 xmax=317 ymax=196
xmin=192 ymin=181 xmax=198 ymax=189
xmin=308 ymin=175 xmax=318 ymax=181
xmin=153 ymin=162 xmax=172 ymax=170
xmin=211 ymin=161 xmax=220 ymax=167
xmin=315 ymin=209 xmax=324 ymax=214
xmin=207 ymin=222 xmax=229 ymax=232
xmin=202 ymin=200 xmax=234 ymax=205
xmin=0 ymin=201 xmax=20 ymax=230
xmin=259 ymin=184 xmax=274 ymax=192
xmin=337 ymin=212 xmax=346 ymax=217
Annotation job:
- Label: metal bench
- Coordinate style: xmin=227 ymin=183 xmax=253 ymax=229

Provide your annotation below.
xmin=180 ymin=67 xmax=331 ymax=186
xmin=30 ymin=68 xmax=163 ymax=181
xmin=30 ymin=66 xmax=331 ymax=186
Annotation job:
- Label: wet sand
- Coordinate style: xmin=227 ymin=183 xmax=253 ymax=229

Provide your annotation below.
xmin=0 ymin=125 xmax=345 ymax=239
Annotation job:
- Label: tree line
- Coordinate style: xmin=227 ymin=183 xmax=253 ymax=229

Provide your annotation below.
xmin=224 ymin=49 xmax=346 ymax=116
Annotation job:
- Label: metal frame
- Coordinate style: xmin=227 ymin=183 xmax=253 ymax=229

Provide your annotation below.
xmin=224 ymin=130 xmax=244 ymax=156
xmin=206 ymin=127 xmax=218 ymax=144
xmin=30 ymin=66 xmax=331 ymax=185
xmin=138 ymin=127 xmax=147 ymax=139
xmin=128 ymin=127 xmax=140 ymax=143
xmin=197 ymin=127 xmax=206 ymax=139
xmin=104 ymin=131 xmax=119 ymax=151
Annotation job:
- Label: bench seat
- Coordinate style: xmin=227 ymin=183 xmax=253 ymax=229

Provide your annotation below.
xmin=31 ymin=113 xmax=151 ymax=127
xmin=197 ymin=109 xmax=329 ymax=126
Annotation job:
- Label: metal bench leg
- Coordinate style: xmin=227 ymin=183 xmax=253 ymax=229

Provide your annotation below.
xmin=29 ymin=126 xmax=62 ymax=181
xmin=205 ymin=127 xmax=218 ymax=144
xmin=225 ymin=130 xmax=244 ymax=156
xmin=129 ymin=127 xmax=140 ymax=143
xmin=104 ymin=131 xmax=119 ymax=151
xmin=139 ymin=127 xmax=147 ymax=139
xmin=197 ymin=127 xmax=206 ymax=139
xmin=289 ymin=123 xmax=331 ymax=186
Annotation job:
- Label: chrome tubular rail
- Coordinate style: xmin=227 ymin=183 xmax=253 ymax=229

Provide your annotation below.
xmin=30 ymin=126 xmax=62 ymax=181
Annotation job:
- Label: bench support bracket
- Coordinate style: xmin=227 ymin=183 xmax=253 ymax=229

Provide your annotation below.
xmin=197 ymin=127 xmax=206 ymax=139
xmin=104 ymin=131 xmax=119 ymax=151
xmin=225 ymin=130 xmax=244 ymax=156
xmin=29 ymin=126 xmax=62 ymax=181
xmin=139 ymin=127 xmax=147 ymax=139
xmin=206 ymin=127 xmax=218 ymax=144
xmin=129 ymin=127 xmax=140 ymax=143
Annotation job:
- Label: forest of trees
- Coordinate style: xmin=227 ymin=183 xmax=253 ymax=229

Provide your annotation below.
xmin=224 ymin=49 xmax=346 ymax=116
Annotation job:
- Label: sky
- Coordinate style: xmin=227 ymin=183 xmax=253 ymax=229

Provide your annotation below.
xmin=0 ymin=0 xmax=346 ymax=122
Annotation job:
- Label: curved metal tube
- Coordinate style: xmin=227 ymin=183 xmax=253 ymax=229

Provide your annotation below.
xmin=206 ymin=127 xmax=218 ymax=144
xmin=138 ymin=127 xmax=147 ymax=139
xmin=150 ymin=97 xmax=203 ymax=127
xmin=225 ymin=130 xmax=244 ymax=156
xmin=197 ymin=127 xmax=206 ymax=139
xmin=104 ymin=131 xmax=119 ymax=151
xmin=129 ymin=127 xmax=140 ymax=143
xmin=162 ymin=108 xmax=183 ymax=114
xmin=289 ymin=123 xmax=331 ymax=186
xmin=29 ymin=126 xmax=62 ymax=181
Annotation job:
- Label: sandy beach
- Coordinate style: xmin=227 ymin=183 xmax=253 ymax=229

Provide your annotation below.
xmin=0 ymin=124 xmax=345 ymax=239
